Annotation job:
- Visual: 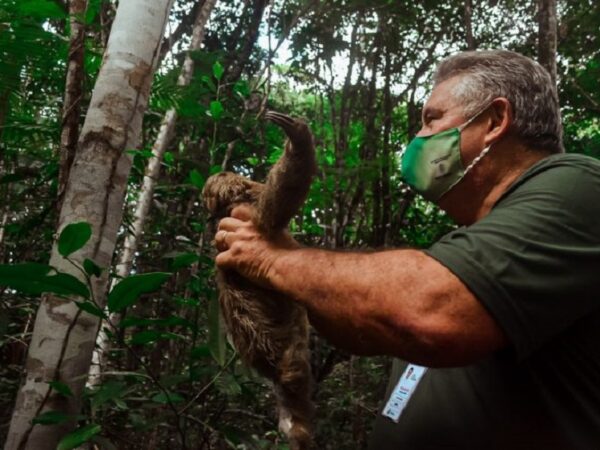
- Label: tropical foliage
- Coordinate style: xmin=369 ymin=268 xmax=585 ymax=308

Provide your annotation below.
xmin=0 ymin=0 xmax=598 ymax=448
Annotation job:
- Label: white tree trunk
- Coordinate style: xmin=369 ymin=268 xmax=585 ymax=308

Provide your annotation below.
xmin=5 ymin=1 xmax=174 ymax=449
xmin=89 ymin=0 xmax=218 ymax=386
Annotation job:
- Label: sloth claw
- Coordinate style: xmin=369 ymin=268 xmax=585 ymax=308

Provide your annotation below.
xmin=265 ymin=110 xmax=311 ymax=144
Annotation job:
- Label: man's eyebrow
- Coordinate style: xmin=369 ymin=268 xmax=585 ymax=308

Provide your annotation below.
xmin=421 ymin=106 xmax=443 ymax=119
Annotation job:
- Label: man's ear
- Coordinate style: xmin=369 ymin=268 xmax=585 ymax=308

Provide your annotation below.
xmin=485 ymin=97 xmax=512 ymax=146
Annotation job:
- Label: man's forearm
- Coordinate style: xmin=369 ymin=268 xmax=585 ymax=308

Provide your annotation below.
xmin=269 ymin=247 xmax=435 ymax=362
xmin=215 ymin=209 xmax=507 ymax=366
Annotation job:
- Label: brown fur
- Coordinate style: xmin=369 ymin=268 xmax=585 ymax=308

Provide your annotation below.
xmin=202 ymin=112 xmax=317 ymax=450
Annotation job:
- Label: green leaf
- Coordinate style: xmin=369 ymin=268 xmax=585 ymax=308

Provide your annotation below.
xmin=18 ymin=0 xmax=67 ymax=20
xmin=44 ymin=273 xmax=90 ymax=299
xmin=1 ymin=171 xmax=38 ymax=184
xmin=75 ymin=301 xmax=106 ymax=319
xmin=83 ymin=259 xmax=102 ymax=277
xmin=208 ymin=294 xmax=227 ymax=366
xmin=190 ymin=222 xmax=205 ymax=233
xmin=85 ymin=0 xmax=102 ymax=24
xmin=164 ymin=151 xmax=174 ymax=165
xmin=190 ymin=345 xmax=211 ymax=360
xmin=32 ymin=410 xmax=71 ymax=425
xmin=91 ymin=381 xmax=126 ymax=409
xmin=107 ymin=272 xmax=171 ymax=312
xmin=267 ymin=147 xmax=284 ymax=164
xmin=171 ymin=252 xmax=200 ymax=270
xmin=0 ymin=264 xmax=89 ymax=298
xmin=113 ymin=398 xmax=128 ymax=410
xmin=58 ymin=222 xmax=92 ymax=257
xmin=57 ymin=423 xmax=102 ymax=450
xmin=208 ymin=101 xmax=224 ymax=121
xmin=151 ymin=391 xmax=184 ymax=404
xmin=49 ymin=381 xmax=73 ymax=398
xmin=216 ymin=373 xmax=242 ymax=397
xmin=188 ymin=169 xmax=205 ymax=189
xmin=212 ymin=61 xmax=224 ymax=80
xmin=233 ymin=80 xmax=250 ymax=98
xmin=0 ymin=263 xmax=50 ymax=291
xmin=201 ymin=75 xmax=217 ymax=92
xmin=129 ymin=330 xmax=161 ymax=345
xmin=178 ymin=96 xmax=207 ymax=117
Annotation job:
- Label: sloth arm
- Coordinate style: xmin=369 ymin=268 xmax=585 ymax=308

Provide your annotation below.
xmin=216 ymin=209 xmax=508 ymax=369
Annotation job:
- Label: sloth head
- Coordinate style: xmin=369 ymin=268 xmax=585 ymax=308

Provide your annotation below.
xmin=202 ymin=172 xmax=262 ymax=219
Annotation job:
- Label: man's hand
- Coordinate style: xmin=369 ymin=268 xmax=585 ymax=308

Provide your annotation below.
xmin=214 ymin=205 xmax=299 ymax=289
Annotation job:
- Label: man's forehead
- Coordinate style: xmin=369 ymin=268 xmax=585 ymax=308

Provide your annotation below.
xmin=423 ymin=76 xmax=462 ymax=112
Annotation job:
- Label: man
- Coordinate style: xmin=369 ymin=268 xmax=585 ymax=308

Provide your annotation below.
xmin=214 ymin=50 xmax=600 ymax=449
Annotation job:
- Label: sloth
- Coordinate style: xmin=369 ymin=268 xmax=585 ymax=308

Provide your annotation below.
xmin=202 ymin=111 xmax=317 ymax=450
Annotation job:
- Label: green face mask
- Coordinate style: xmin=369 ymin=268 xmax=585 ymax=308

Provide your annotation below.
xmin=401 ymin=107 xmax=492 ymax=202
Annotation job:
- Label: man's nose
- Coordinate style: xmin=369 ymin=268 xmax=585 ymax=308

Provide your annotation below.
xmin=415 ymin=126 xmax=429 ymax=137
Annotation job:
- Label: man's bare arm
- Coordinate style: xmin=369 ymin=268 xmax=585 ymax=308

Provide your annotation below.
xmin=216 ymin=207 xmax=508 ymax=368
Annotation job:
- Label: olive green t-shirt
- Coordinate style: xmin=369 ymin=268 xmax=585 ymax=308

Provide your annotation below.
xmin=369 ymin=154 xmax=600 ymax=449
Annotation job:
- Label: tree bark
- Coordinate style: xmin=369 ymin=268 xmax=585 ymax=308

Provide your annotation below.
xmin=381 ymin=51 xmax=393 ymax=247
xmin=225 ymin=0 xmax=268 ymax=83
xmin=331 ymin=16 xmax=361 ymax=248
xmin=57 ymin=0 xmax=88 ymax=213
xmin=375 ymin=47 xmax=393 ymax=248
xmin=464 ymin=0 xmax=475 ymax=50
xmin=0 ymin=88 xmax=10 ymax=140
xmin=538 ymin=0 xmax=558 ymax=87
xmin=5 ymin=1 xmax=174 ymax=449
xmin=159 ymin=0 xmax=206 ymax=62
xmin=88 ymin=0 xmax=218 ymax=386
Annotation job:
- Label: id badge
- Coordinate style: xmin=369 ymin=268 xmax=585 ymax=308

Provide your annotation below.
xmin=381 ymin=364 xmax=427 ymax=422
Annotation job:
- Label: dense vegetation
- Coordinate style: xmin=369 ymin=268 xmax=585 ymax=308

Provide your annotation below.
xmin=0 ymin=0 xmax=598 ymax=448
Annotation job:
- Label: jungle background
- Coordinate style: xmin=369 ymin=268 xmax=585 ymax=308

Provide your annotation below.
xmin=0 ymin=0 xmax=598 ymax=448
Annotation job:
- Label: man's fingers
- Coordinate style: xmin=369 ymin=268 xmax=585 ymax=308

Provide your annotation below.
xmin=218 ymin=216 xmax=245 ymax=232
xmin=231 ymin=205 xmax=253 ymax=221
xmin=215 ymin=229 xmax=242 ymax=252
xmin=215 ymin=249 xmax=231 ymax=268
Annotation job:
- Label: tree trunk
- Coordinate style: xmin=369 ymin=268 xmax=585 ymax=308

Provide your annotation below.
xmin=159 ymin=0 xmax=206 ymax=62
xmin=358 ymin=22 xmax=383 ymax=246
xmin=57 ymin=0 xmax=88 ymax=213
xmin=464 ymin=0 xmax=475 ymax=50
xmin=0 ymin=88 xmax=10 ymax=142
xmin=5 ymin=1 xmax=173 ymax=449
xmin=381 ymin=50 xmax=393 ymax=247
xmin=225 ymin=0 xmax=268 ymax=83
xmin=538 ymin=0 xmax=558 ymax=87
xmin=89 ymin=0 xmax=218 ymax=386
xmin=331 ymin=16 xmax=361 ymax=248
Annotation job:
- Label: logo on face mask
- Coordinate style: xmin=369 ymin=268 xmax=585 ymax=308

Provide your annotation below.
xmin=401 ymin=105 xmax=493 ymax=202
xmin=431 ymin=154 xmax=452 ymax=179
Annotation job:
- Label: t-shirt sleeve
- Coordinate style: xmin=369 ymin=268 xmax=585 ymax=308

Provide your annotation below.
xmin=425 ymin=166 xmax=600 ymax=360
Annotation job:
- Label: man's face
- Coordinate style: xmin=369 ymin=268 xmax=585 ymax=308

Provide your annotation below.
xmin=418 ymin=75 xmax=489 ymax=170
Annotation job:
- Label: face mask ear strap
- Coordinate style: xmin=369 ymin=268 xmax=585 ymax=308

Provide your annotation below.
xmin=458 ymin=103 xmax=492 ymax=132
xmin=463 ymin=143 xmax=493 ymax=176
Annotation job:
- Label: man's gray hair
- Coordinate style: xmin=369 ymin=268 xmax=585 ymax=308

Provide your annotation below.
xmin=434 ymin=50 xmax=564 ymax=153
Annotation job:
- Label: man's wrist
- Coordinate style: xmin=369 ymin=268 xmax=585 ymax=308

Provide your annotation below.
xmin=268 ymin=246 xmax=310 ymax=294
xmin=268 ymin=247 xmax=293 ymax=292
